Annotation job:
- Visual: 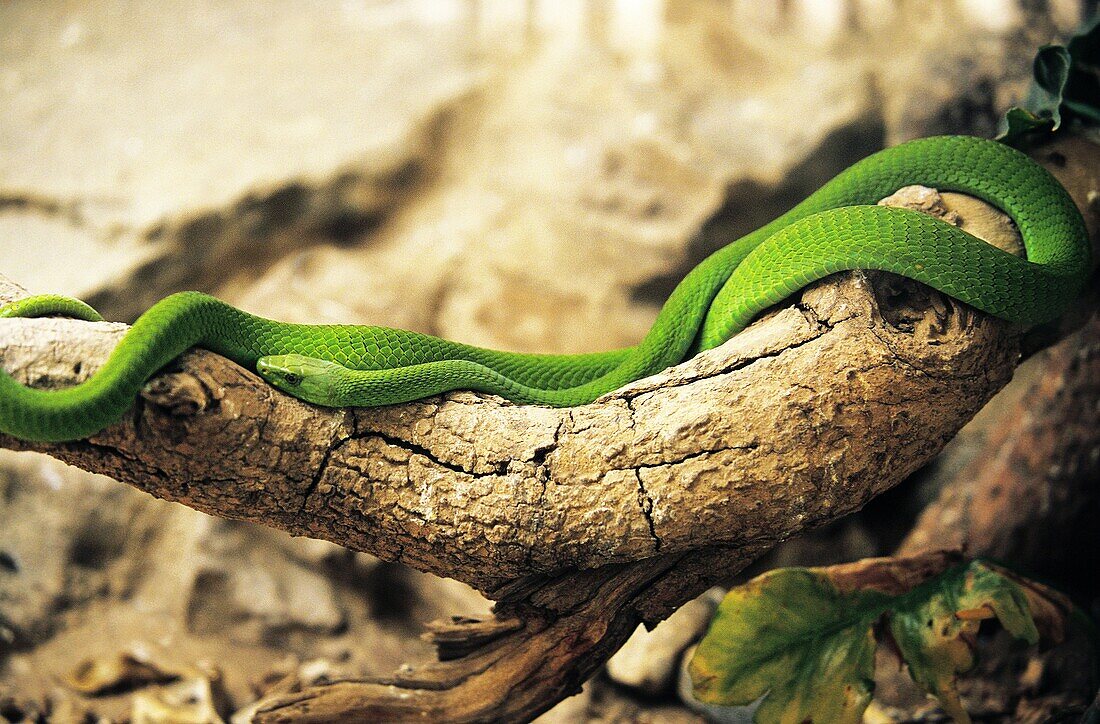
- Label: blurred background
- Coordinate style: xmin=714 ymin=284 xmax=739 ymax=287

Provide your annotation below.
xmin=1 ymin=1 xmax=1097 ymax=721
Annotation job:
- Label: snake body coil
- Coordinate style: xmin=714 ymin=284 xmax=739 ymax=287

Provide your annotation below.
xmin=0 ymin=136 xmax=1090 ymax=442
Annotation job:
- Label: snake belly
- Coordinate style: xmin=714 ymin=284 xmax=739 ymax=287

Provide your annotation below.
xmin=0 ymin=136 xmax=1090 ymax=443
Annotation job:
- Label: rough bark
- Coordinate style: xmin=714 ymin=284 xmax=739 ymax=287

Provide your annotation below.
xmin=1 ymin=137 xmax=1096 ymax=722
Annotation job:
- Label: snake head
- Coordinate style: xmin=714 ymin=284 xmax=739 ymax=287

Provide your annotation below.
xmin=256 ymin=354 xmax=346 ymax=407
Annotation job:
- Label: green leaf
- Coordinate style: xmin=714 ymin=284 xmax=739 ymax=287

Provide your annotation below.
xmin=689 ymin=555 xmax=1070 ymax=724
xmin=1027 ymin=45 xmax=1073 ymax=129
xmin=997 ymin=14 xmax=1100 ymax=146
xmin=689 ymin=568 xmax=885 ymax=724
xmin=888 ymin=562 xmax=1039 ymax=722
xmin=999 ymin=106 xmax=1055 ymax=140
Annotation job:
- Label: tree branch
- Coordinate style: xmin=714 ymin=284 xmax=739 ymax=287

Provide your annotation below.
xmin=0 ymin=267 xmax=1018 ymax=593
xmin=1 ymin=137 xmax=1095 ymax=721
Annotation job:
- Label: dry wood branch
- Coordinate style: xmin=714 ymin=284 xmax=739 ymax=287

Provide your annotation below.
xmin=0 ymin=271 xmax=1018 ymax=593
xmin=1 ymin=138 xmax=1096 ymax=722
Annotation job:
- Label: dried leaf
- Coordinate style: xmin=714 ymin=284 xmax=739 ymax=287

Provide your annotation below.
xmin=688 ymin=554 xmax=1075 ymax=724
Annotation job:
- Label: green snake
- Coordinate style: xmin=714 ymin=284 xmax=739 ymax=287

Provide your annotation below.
xmin=0 ymin=136 xmax=1090 ymax=443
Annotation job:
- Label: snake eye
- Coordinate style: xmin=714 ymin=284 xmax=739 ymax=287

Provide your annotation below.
xmin=283 ymin=372 xmax=302 ymax=386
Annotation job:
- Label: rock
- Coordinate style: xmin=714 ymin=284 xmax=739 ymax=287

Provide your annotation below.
xmin=606 ymin=588 xmax=723 ymax=697
xmin=65 ymin=649 xmax=181 ymax=695
xmin=130 ymin=675 xmax=225 ymax=724
xmin=186 ymin=564 xmax=346 ymax=645
xmin=0 ymin=0 xmax=480 ymax=318
xmin=187 ymin=522 xmax=347 ymax=644
xmin=0 ymin=214 xmax=142 ymax=301
xmin=0 ymin=450 xmax=165 ymax=648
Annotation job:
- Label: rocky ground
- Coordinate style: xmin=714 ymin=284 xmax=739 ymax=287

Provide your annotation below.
xmin=0 ymin=1 xmax=1094 ymax=721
